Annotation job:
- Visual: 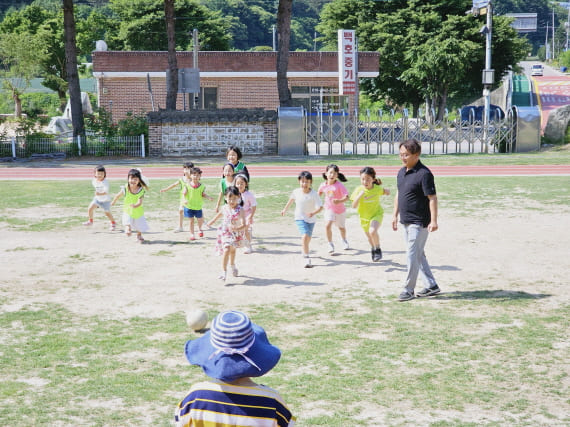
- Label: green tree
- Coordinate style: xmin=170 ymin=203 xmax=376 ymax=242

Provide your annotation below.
xmin=109 ymin=0 xmax=230 ymax=51
xmin=318 ymin=0 xmax=529 ymax=118
xmin=0 ymin=31 xmax=46 ymax=117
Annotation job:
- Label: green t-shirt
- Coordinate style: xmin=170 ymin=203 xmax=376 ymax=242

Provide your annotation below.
xmin=350 ymin=184 xmax=384 ymax=219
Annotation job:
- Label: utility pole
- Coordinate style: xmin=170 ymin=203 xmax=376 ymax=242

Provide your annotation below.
xmin=482 ymin=1 xmax=494 ymax=153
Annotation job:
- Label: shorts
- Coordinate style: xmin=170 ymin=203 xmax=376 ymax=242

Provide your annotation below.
xmin=184 ymin=207 xmax=203 ymax=218
xmin=360 ymin=214 xmax=383 ymax=232
xmin=324 ymin=210 xmax=346 ymax=228
xmin=295 ymin=220 xmax=315 ymax=237
xmin=92 ymin=199 xmax=111 ymax=212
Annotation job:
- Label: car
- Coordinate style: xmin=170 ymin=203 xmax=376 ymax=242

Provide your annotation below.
xmin=531 ymin=64 xmax=544 ymax=76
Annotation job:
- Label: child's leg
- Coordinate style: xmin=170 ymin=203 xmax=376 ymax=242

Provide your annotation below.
xmin=339 ymin=226 xmax=347 ymax=240
xmin=125 ymin=224 xmax=132 ymax=236
xmin=221 ymin=248 xmax=230 ymax=271
xmin=137 ymin=231 xmax=144 ymax=242
xmin=229 ymin=247 xmax=238 ymax=276
xmin=364 ymin=230 xmax=375 ymax=247
xmin=369 ymin=221 xmax=380 ymax=247
xmin=178 ymin=207 xmax=184 ymax=229
xmin=197 ymin=217 xmax=204 ymax=232
xmin=189 ymin=217 xmax=195 ymax=235
xmin=87 ymin=202 xmax=96 ymax=220
xmin=325 ymin=221 xmax=333 ymax=243
xmin=301 ymin=234 xmax=311 ymax=255
xmin=104 ymin=210 xmax=116 ymax=223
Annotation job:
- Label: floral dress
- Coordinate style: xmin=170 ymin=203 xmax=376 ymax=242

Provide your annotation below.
xmin=215 ymin=205 xmax=244 ymax=255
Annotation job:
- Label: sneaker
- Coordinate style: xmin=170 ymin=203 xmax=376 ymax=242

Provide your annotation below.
xmin=243 ymin=246 xmax=252 ymax=254
xmin=373 ymin=247 xmax=383 ymax=262
xmin=218 ymin=271 xmax=227 ymax=280
xmin=231 ymin=265 xmax=239 ymax=277
xmin=416 ymin=285 xmax=441 ymax=297
xmin=174 ymin=227 xmax=184 ymax=233
xmin=327 ymin=242 xmax=335 ymax=253
xmin=371 ymin=248 xmax=376 ymax=261
xmin=303 ymin=256 xmax=312 ymax=268
xmin=342 ymin=239 xmax=350 ymax=250
xmin=109 ymin=223 xmax=116 ymax=231
xmin=198 ymin=230 xmax=204 ymax=237
xmin=398 ymin=291 xmax=415 ymax=302
xmin=83 ymin=220 xmax=93 ymax=226
xmin=189 ymin=234 xmax=196 ymax=241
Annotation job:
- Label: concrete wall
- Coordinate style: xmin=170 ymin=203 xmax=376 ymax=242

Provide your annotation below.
xmin=147 ymin=110 xmax=278 ymax=157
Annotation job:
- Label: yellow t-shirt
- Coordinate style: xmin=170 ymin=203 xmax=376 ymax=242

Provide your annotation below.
xmin=350 ymin=184 xmax=384 ymax=219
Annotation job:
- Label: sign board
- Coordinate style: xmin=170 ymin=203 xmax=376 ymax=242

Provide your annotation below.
xmin=505 ymin=13 xmax=537 ymax=33
xmin=473 ymin=0 xmax=487 ymax=8
xmin=178 ymin=68 xmax=200 ymax=93
xmin=338 ymin=30 xmax=357 ymax=95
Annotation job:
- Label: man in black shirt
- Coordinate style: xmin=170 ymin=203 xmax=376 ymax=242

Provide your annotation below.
xmin=391 ymin=139 xmax=440 ymax=301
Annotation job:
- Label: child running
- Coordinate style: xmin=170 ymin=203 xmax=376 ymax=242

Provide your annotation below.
xmin=160 ymin=161 xmax=194 ymax=232
xmin=281 ymin=171 xmax=323 ymax=268
xmin=350 ymin=166 xmax=391 ymax=262
xmin=234 ymin=173 xmax=257 ymax=254
xmin=83 ymin=165 xmax=117 ymax=230
xmin=111 ymin=168 xmax=149 ymax=243
xmin=226 ymin=145 xmax=249 ymax=181
xmin=206 ymin=186 xmax=246 ymax=281
xmin=318 ymin=164 xmax=350 ymax=253
xmin=214 ymin=163 xmax=235 ymax=213
xmin=182 ymin=167 xmax=213 ymax=241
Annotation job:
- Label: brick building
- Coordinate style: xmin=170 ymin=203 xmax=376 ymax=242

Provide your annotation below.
xmin=92 ymin=51 xmax=379 ymax=121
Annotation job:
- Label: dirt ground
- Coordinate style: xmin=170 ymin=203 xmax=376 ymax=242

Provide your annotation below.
xmin=1 ymin=205 xmax=568 ymax=319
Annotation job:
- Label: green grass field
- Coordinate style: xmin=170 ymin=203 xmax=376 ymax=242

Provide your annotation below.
xmin=0 ymin=153 xmax=569 ymax=426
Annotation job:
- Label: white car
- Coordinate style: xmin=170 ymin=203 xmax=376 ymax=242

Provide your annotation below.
xmin=531 ymin=64 xmax=543 ymax=76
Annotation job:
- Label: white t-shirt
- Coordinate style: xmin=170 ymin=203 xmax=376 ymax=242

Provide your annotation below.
xmin=291 ymin=188 xmax=322 ymax=223
xmin=92 ymin=178 xmax=111 ymax=203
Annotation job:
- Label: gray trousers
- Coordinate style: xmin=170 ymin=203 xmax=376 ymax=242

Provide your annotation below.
xmin=402 ymin=224 xmax=437 ymax=293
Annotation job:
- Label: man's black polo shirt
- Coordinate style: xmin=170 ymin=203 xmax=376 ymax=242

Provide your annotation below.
xmin=397 ymin=160 xmax=436 ymax=227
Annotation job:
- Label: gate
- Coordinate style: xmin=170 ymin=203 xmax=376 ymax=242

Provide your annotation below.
xmin=304 ymin=108 xmax=518 ymax=155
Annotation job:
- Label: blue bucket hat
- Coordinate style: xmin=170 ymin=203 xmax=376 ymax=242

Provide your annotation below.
xmin=184 ymin=310 xmax=281 ymax=382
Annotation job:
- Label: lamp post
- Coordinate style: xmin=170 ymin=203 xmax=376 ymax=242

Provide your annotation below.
xmin=481 ymin=1 xmax=494 ymax=153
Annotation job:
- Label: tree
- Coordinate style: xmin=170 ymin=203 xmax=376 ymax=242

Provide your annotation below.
xmin=318 ymin=0 xmax=529 ymax=118
xmin=164 ymin=0 xmax=178 ymax=111
xmin=109 ymin=0 xmax=230 ymax=51
xmin=63 ymin=0 xmax=85 ymax=137
xmin=276 ymin=0 xmax=293 ymax=107
xmin=0 ymin=32 xmax=46 ymax=117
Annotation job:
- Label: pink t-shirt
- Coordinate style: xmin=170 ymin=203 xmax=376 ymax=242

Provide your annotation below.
xmin=318 ymin=181 xmax=348 ymax=214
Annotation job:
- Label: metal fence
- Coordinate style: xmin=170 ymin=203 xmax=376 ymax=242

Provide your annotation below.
xmin=305 ymin=108 xmax=517 ymax=155
xmin=0 ymin=134 xmax=146 ymax=159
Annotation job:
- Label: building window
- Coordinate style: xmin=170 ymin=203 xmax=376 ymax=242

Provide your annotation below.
xmin=200 ymin=87 xmax=217 ymax=109
xmin=291 ymin=86 xmax=348 ymax=113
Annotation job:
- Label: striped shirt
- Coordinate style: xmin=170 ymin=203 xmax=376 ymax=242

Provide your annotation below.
xmin=174 ymin=380 xmax=295 ymax=427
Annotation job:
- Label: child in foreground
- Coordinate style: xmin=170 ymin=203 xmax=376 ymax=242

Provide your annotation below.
xmin=174 ymin=310 xmax=295 ymax=427
xmin=318 ymin=164 xmax=349 ymax=253
xmin=207 ymin=186 xmax=246 ymax=281
xmin=160 ymin=161 xmax=194 ymax=232
xmin=83 ymin=165 xmax=116 ymax=230
xmin=111 ymin=168 xmax=149 ymax=243
xmin=182 ymin=167 xmax=213 ymax=241
xmin=350 ymin=166 xmax=390 ymax=261
xmin=234 ymin=173 xmax=256 ymax=253
xmin=281 ymin=171 xmax=323 ymax=268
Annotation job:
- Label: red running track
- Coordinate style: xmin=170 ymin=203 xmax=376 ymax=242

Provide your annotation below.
xmin=0 ymin=164 xmax=568 ymax=179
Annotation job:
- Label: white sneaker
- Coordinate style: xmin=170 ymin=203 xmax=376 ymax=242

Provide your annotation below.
xmin=243 ymin=246 xmax=253 ymax=254
xmin=218 ymin=271 xmax=226 ymax=280
xmin=342 ymin=239 xmax=350 ymax=250
xmin=231 ymin=265 xmax=239 ymax=277
xmin=174 ymin=227 xmax=184 ymax=233
xmin=327 ymin=242 xmax=335 ymax=253
xmin=303 ymin=256 xmax=312 ymax=268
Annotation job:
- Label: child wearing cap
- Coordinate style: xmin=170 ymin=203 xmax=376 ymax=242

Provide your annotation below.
xmin=174 ymin=310 xmax=296 ymax=427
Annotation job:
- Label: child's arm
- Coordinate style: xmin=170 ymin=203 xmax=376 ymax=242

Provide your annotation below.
xmin=202 ymin=190 xmax=214 ymax=202
xmin=383 ymin=188 xmax=391 ymax=196
xmin=351 ymin=190 xmax=365 ymax=208
xmin=233 ymin=209 xmax=246 ymax=232
xmin=206 ymin=210 xmax=223 ymax=227
xmin=131 ymin=196 xmax=143 ymax=209
xmin=281 ymin=198 xmax=294 ymax=216
xmin=307 ymin=205 xmax=323 ymax=218
xmin=111 ymin=189 xmax=123 ymax=206
xmin=246 ymin=206 xmax=256 ymax=225
xmin=160 ymin=181 xmax=179 ymax=193
xmin=215 ymin=192 xmax=223 ymax=212
xmin=333 ymin=191 xmax=350 ymax=204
